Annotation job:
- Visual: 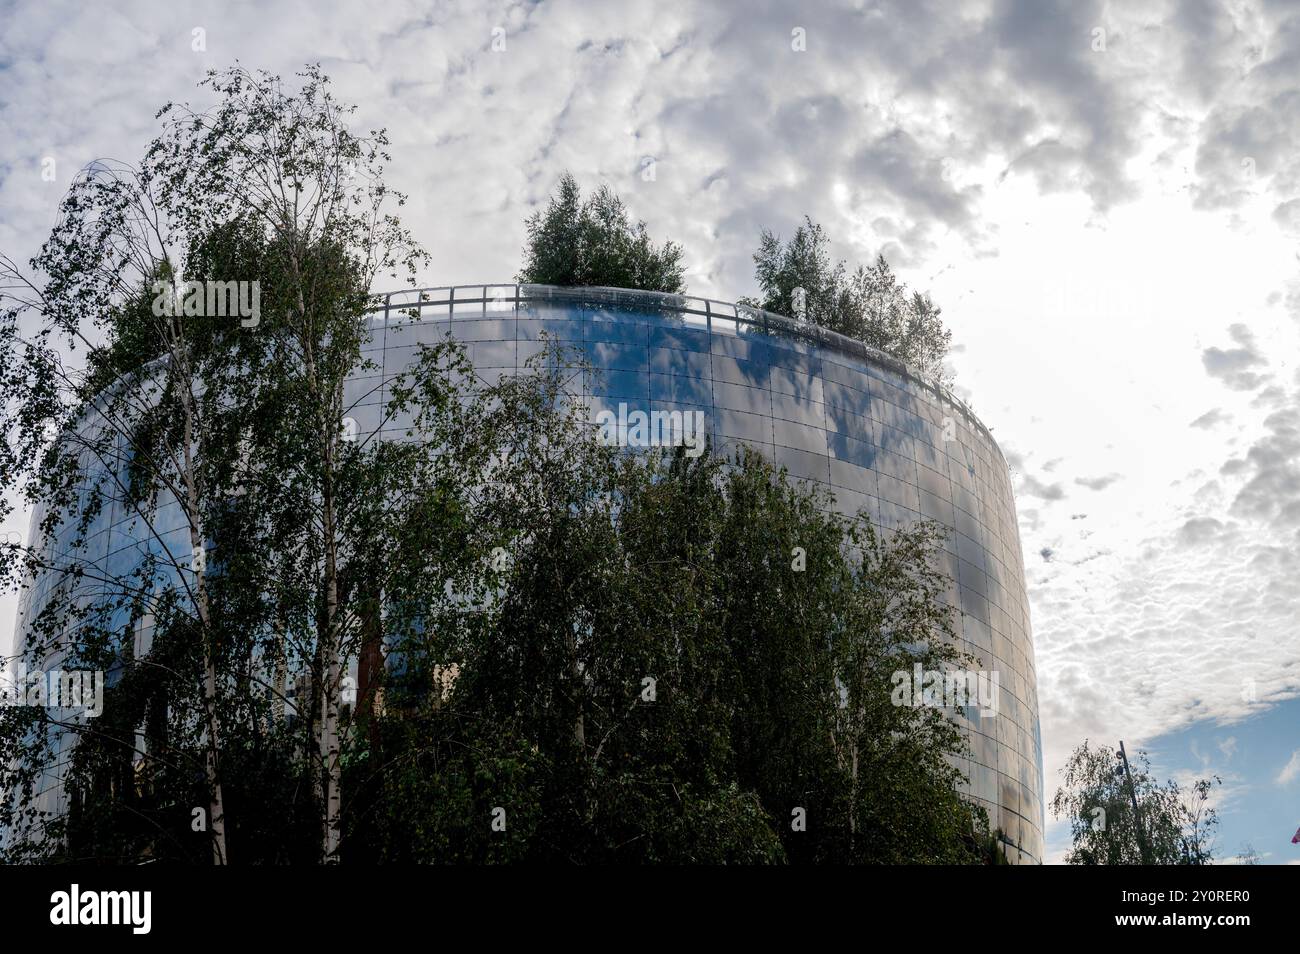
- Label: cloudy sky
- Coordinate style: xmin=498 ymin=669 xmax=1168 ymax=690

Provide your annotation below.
xmin=2 ymin=0 xmax=1299 ymax=863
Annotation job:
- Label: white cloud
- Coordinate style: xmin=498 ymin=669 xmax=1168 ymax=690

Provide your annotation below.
xmin=1277 ymin=749 xmax=1300 ymax=786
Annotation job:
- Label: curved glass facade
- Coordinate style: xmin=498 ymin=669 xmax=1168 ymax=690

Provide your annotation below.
xmin=12 ymin=283 xmax=1044 ymax=863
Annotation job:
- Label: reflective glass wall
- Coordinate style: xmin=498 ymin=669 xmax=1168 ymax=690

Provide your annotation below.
xmin=360 ymin=284 xmax=1045 ymax=864
xmin=14 ymin=283 xmax=1044 ymax=863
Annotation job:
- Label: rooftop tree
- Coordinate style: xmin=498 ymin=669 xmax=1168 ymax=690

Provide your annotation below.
xmin=742 ymin=216 xmax=953 ymax=383
xmin=517 ymin=172 xmax=687 ymax=293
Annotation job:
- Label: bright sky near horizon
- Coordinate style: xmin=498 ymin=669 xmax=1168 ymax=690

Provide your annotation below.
xmin=2 ymin=0 xmax=1298 ymax=862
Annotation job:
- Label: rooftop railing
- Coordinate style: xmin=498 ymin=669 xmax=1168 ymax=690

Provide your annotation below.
xmin=368 ymin=283 xmax=1004 ymax=462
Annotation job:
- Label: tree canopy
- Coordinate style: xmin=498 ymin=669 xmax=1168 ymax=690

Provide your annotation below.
xmin=517 ymin=172 xmax=687 ymax=293
xmin=742 ymin=216 xmax=953 ymax=382
xmin=1050 ymin=740 xmax=1221 ymax=864
xmin=0 ymin=64 xmax=425 ymax=864
xmin=348 ymin=349 xmax=1000 ymax=863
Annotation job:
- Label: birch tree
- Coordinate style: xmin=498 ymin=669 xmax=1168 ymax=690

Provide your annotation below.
xmin=143 ymin=65 xmax=427 ymax=862
xmin=1 ymin=64 xmax=426 ymax=864
xmin=0 ymin=161 xmax=240 ymax=862
xmin=742 ymin=216 xmax=954 ymax=383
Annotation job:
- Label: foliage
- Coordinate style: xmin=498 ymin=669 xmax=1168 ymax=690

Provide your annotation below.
xmin=0 ymin=63 xmax=424 ymax=864
xmin=517 ymin=172 xmax=686 ymax=293
xmin=741 ymin=216 xmax=952 ymax=382
xmin=1050 ymin=740 xmax=1221 ymax=865
xmin=345 ymin=348 xmax=994 ymax=863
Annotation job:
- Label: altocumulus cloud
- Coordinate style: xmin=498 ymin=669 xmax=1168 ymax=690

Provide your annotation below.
xmin=1202 ymin=323 xmax=1267 ymax=392
xmin=1074 ymin=473 xmax=1123 ymax=490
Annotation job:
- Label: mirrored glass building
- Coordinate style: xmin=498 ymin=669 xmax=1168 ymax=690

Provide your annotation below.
xmin=11 ymin=283 xmax=1044 ymax=863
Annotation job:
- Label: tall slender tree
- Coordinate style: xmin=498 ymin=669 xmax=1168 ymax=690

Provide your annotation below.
xmin=1051 ymin=740 xmax=1221 ymax=864
xmin=0 ymin=65 xmax=426 ymax=864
